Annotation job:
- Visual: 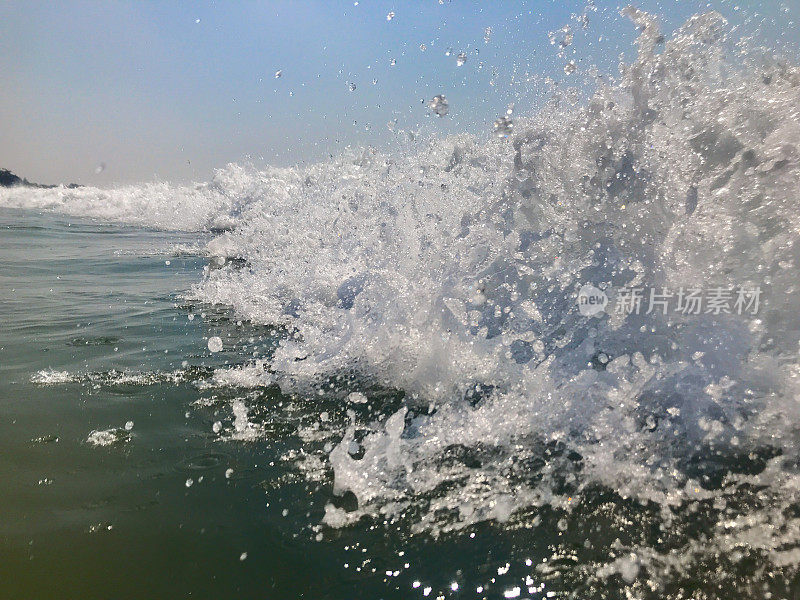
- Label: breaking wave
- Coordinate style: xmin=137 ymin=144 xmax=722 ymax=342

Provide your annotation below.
xmin=7 ymin=9 xmax=800 ymax=592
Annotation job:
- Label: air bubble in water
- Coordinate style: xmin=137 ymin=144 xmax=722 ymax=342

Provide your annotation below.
xmin=564 ymin=60 xmax=577 ymax=74
xmin=207 ymin=336 xmax=223 ymax=352
xmin=484 ymin=27 xmax=492 ymax=43
xmin=389 ymin=58 xmax=396 ymax=66
xmin=386 ymin=11 xmax=394 ymax=21
xmin=428 ymin=94 xmax=449 ymax=117
xmin=445 ymin=47 xmax=453 ymax=56
xmin=124 ymin=421 xmax=134 ymax=431
xmin=212 ymin=421 xmax=222 ymax=433
xmin=419 ymin=43 xmax=426 ymax=52
xmin=456 ymin=51 xmax=467 ymax=66
xmin=185 ymin=478 xmax=194 ymax=488
xmin=349 ymin=82 xmax=357 ymax=91
xmin=274 ymin=69 xmax=282 ymax=79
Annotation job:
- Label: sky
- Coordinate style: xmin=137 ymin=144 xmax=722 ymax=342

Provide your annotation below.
xmin=0 ymin=0 xmax=797 ymax=186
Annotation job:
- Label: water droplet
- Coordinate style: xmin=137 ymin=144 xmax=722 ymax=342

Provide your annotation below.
xmin=484 ymin=26 xmax=493 ymax=43
xmin=564 ymin=60 xmax=577 ymax=74
xmin=225 ymin=468 xmax=234 ymax=479
xmin=274 ymin=69 xmax=282 ymax=79
xmin=124 ymin=421 xmax=134 ymax=431
xmin=386 ymin=11 xmax=395 ymax=21
xmin=372 ymin=78 xmax=378 ymax=85
xmin=212 ymin=421 xmax=222 ymax=434
xmin=428 ymin=94 xmax=449 ymax=117
xmin=456 ymin=51 xmax=467 ymax=66
xmin=445 ymin=47 xmax=453 ymax=56
xmin=419 ymin=43 xmax=426 ymax=52
xmin=390 ymin=58 xmax=397 ymax=66
xmin=239 ymin=552 xmax=248 ymax=561
xmin=207 ymin=336 xmax=223 ymax=352
xmin=349 ymin=82 xmax=357 ymax=92
xmin=185 ymin=478 xmax=194 ymax=488
xmin=494 ymin=115 xmax=513 ymax=138
xmin=549 ymin=25 xmax=574 ymax=51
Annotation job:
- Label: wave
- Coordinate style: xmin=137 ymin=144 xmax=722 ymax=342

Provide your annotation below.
xmin=9 ymin=8 xmax=800 ymax=589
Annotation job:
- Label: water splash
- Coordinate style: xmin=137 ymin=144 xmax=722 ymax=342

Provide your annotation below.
xmin=428 ymin=94 xmax=449 ymax=117
xmin=494 ymin=104 xmax=514 ymax=138
xmin=193 ymin=11 xmax=800 ymax=585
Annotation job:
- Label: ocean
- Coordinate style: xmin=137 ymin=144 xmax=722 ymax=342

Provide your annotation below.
xmin=2 ymin=10 xmax=800 ymax=599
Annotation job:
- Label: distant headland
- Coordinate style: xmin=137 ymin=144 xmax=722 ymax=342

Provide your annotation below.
xmin=0 ymin=168 xmax=81 ymax=189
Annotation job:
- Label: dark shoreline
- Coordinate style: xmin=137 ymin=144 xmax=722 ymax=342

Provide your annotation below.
xmin=0 ymin=168 xmax=80 ymax=189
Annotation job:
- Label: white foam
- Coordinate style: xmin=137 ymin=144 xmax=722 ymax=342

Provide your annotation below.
xmin=30 ymin=369 xmax=74 ymax=384
xmin=210 ymin=362 xmax=273 ymax=388
xmin=86 ymin=427 xmax=131 ymax=447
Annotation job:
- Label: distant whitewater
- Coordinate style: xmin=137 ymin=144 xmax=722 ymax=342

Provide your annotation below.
xmin=7 ymin=9 xmax=800 ymax=591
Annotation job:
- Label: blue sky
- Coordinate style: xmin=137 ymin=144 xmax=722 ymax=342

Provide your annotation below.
xmin=0 ymin=0 xmax=796 ymax=185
